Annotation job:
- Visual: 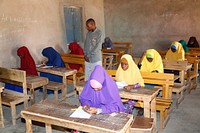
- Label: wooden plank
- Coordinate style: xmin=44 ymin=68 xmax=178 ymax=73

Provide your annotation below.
xmin=21 ymin=100 xmax=133 ymax=133
xmin=0 ymin=67 xmax=29 ymax=126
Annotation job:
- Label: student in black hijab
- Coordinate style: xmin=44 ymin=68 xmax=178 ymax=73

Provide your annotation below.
xmin=187 ymin=36 xmax=199 ymax=47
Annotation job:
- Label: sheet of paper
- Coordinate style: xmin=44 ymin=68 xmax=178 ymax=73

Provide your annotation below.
xmin=41 ymin=65 xmax=53 ymax=68
xmin=116 ymin=81 xmax=127 ymax=89
xmin=36 ymin=64 xmax=53 ymax=68
xmin=70 ymin=106 xmax=91 ymax=119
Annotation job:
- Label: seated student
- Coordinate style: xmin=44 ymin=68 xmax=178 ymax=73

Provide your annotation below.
xmin=68 ymin=42 xmax=84 ymax=71
xmin=5 ymin=46 xmax=38 ymax=92
xmin=79 ymin=65 xmax=124 ymax=114
xmin=165 ymin=41 xmax=185 ymax=61
xmin=179 ymin=40 xmax=189 ymax=53
xmin=102 ymin=37 xmax=113 ymax=49
xmin=138 ymin=49 xmax=164 ymax=73
xmin=187 ymin=36 xmax=199 ymax=48
xmin=116 ymin=54 xmax=144 ymax=91
xmin=40 ymin=47 xmax=65 ymax=83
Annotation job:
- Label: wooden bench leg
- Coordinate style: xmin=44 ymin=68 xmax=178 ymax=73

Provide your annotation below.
xmin=0 ymin=95 xmax=4 ymax=128
xmin=176 ymin=92 xmax=179 ymax=109
xmin=30 ymin=89 xmax=35 ymax=105
xmin=45 ymin=123 xmax=52 ymax=133
xmin=11 ymin=103 xmax=16 ymax=126
xmin=160 ymin=110 xmax=164 ymax=131
xmin=54 ymin=90 xmax=58 ymax=101
xmin=43 ymin=85 xmax=47 ymax=100
xmin=25 ymin=119 xmax=33 ymax=133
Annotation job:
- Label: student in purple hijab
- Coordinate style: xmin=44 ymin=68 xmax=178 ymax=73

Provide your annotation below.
xmin=79 ymin=65 xmax=124 ymax=114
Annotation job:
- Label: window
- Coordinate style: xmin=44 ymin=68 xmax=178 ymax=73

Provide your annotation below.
xmin=64 ymin=7 xmax=83 ymax=44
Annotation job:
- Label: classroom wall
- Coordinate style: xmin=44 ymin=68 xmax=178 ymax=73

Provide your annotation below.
xmin=0 ymin=0 xmax=105 ymax=68
xmin=104 ymin=0 xmax=200 ymax=57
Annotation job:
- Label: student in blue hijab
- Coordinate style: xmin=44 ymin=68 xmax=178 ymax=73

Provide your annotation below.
xmin=40 ymin=47 xmax=65 ymax=93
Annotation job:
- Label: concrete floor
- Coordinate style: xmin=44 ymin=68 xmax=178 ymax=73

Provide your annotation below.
xmin=0 ymin=83 xmax=200 ymax=133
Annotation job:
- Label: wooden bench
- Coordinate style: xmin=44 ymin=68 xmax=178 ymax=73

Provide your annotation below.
xmin=102 ymin=54 xmax=114 ymax=70
xmin=106 ymin=70 xmax=174 ymax=131
xmin=102 ymin=49 xmax=125 ymax=69
xmin=43 ymin=81 xmax=66 ymax=100
xmin=130 ymin=116 xmax=156 ymax=133
xmin=113 ymin=42 xmax=133 ymax=55
xmin=185 ymin=56 xmax=199 ymax=93
xmin=0 ymin=67 xmax=29 ymax=126
xmin=0 ymin=86 xmax=4 ymax=127
xmin=163 ymin=60 xmax=191 ymax=108
xmin=188 ymin=48 xmax=200 ymax=70
xmin=60 ymin=53 xmax=85 ymax=83
xmin=139 ymin=72 xmax=174 ymax=131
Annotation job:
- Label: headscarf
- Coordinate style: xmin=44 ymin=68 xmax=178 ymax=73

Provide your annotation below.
xmin=187 ymin=36 xmax=199 ymax=48
xmin=166 ymin=41 xmax=185 ymax=61
xmin=40 ymin=47 xmax=65 ymax=83
xmin=79 ymin=65 xmax=124 ymax=114
xmin=42 ymin=47 xmax=65 ymax=67
xmin=5 ymin=46 xmax=38 ymax=93
xmin=179 ymin=40 xmax=189 ymax=52
xmin=116 ymin=54 xmax=144 ymax=86
xmin=68 ymin=42 xmax=84 ymax=71
xmin=17 ymin=46 xmax=38 ymax=76
xmin=102 ymin=37 xmax=113 ymax=49
xmin=140 ymin=49 xmax=164 ymax=73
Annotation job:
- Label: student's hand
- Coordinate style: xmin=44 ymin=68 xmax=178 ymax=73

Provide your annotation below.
xmin=84 ymin=55 xmax=90 ymax=62
xmin=124 ymin=85 xmax=133 ymax=91
xmin=86 ymin=107 xmax=97 ymax=114
xmin=83 ymin=105 xmax=90 ymax=112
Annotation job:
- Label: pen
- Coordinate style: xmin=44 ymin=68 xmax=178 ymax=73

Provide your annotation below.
xmin=71 ymin=107 xmax=82 ymax=111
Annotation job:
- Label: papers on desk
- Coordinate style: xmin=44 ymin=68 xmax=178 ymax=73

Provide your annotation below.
xmin=36 ymin=64 xmax=53 ymax=68
xmin=116 ymin=81 xmax=127 ymax=89
xmin=70 ymin=106 xmax=91 ymax=119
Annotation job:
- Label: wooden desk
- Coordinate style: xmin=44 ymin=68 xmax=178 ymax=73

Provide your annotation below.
xmin=36 ymin=67 xmax=77 ymax=98
xmin=0 ymin=86 xmax=4 ymax=127
xmin=119 ymin=88 xmax=159 ymax=123
xmin=102 ymin=49 xmax=125 ymax=68
xmin=76 ymin=83 xmax=159 ymax=125
xmin=112 ymin=42 xmax=133 ymax=55
xmin=26 ymin=75 xmax=48 ymax=105
xmin=21 ymin=100 xmax=133 ymax=133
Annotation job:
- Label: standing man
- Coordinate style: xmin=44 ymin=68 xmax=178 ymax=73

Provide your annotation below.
xmin=84 ymin=18 xmax=102 ymax=81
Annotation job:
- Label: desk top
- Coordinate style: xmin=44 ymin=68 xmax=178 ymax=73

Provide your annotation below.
xmin=119 ymin=87 xmax=160 ymax=101
xmin=26 ymin=75 xmax=48 ymax=89
xmin=102 ymin=48 xmax=125 ymax=54
xmin=21 ymin=100 xmax=133 ymax=133
xmin=36 ymin=67 xmax=77 ymax=77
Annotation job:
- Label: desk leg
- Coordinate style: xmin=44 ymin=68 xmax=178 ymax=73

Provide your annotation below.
xmin=150 ymin=98 xmax=157 ymax=126
xmin=30 ymin=88 xmax=34 ymax=105
xmin=143 ymin=101 xmax=150 ymax=118
xmin=45 ymin=123 xmax=52 ymax=133
xmin=25 ymin=119 xmax=33 ymax=133
xmin=73 ymin=73 xmax=77 ymax=97
xmin=187 ymin=69 xmax=192 ymax=93
xmin=0 ymin=94 xmax=4 ymax=128
xmin=62 ymin=76 xmax=67 ymax=99
xmin=43 ymin=85 xmax=47 ymax=100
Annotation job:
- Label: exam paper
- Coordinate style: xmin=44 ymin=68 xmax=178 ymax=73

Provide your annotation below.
xmin=116 ymin=81 xmax=127 ymax=89
xmin=70 ymin=106 xmax=91 ymax=119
